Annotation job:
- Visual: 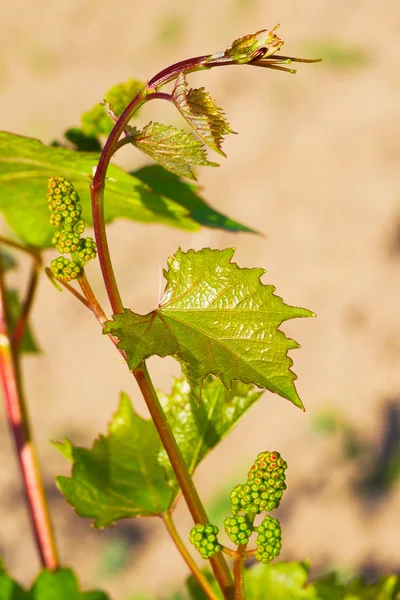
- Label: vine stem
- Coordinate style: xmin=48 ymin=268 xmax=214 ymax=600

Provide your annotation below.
xmin=162 ymin=512 xmax=220 ymax=600
xmin=76 ymin=275 xmax=234 ymax=599
xmin=232 ymin=545 xmax=247 ymax=600
xmin=0 ymin=253 xmax=59 ymax=570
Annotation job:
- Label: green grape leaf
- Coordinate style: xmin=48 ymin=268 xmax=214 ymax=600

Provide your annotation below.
xmin=133 ymin=165 xmax=257 ymax=233
xmin=81 ymin=79 xmax=144 ymax=138
xmin=7 ymin=289 xmax=40 ymax=354
xmin=245 ymin=562 xmax=317 ymax=600
xmin=56 ymin=393 xmax=171 ymax=527
xmin=104 ymin=248 xmax=313 ymax=409
xmin=158 ymin=376 xmax=262 ymax=491
xmin=0 ymin=132 xmax=245 ymax=248
xmin=208 ymin=26 xmax=284 ymax=65
xmin=0 ymin=567 xmax=109 ymax=600
xmin=172 ymin=73 xmax=235 ymax=157
xmin=130 ymin=122 xmax=219 ymax=180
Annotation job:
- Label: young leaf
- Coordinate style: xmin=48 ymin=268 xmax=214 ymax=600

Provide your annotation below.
xmin=0 ymin=567 xmax=109 ymax=600
xmin=81 ymin=78 xmax=144 ymax=138
xmin=130 ymin=122 xmax=219 ymax=180
xmin=158 ymin=376 xmax=262 ymax=489
xmin=133 ymin=165 xmax=257 ymax=233
xmin=0 ymin=132 xmax=246 ymax=248
xmin=56 ymin=393 xmax=172 ymax=527
xmin=104 ymin=248 xmax=313 ymax=409
xmin=172 ymin=73 xmax=235 ymax=157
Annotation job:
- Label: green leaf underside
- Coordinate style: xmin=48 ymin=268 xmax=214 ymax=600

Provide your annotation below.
xmin=158 ymin=376 xmax=262 ymax=495
xmin=55 ymin=377 xmax=261 ymax=523
xmin=131 ymin=122 xmax=219 ymax=180
xmin=0 ymin=567 xmax=110 ymax=600
xmin=244 ymin=562 xmax=400 ymax=600
xmin=80 ymin=78 xmax=144 ymax=138
xmin=0 ymin=132 xmax=251 ymax=248
xmin=104 ymin=248 xmax=313 ymax=408
xmin=173 ymin=73 xmax=235 ymax=157
xmin=56 ymin=393 xmax=171 ymax=527
xmin=133 ymin=165 xmax=257 ymax=233
xmin=7 ymin=290 xmax=40 ymax=354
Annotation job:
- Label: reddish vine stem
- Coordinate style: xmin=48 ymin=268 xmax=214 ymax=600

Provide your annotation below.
xmin=0 ymin=253 xmax=59 ymax=570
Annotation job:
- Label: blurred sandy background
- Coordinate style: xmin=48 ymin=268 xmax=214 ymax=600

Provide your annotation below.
xmin=1 ymin=0 xmax=400 ymax=597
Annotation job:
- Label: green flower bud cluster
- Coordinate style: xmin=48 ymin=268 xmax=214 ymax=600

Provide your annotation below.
xmin=230 ymin=451 xmax=287 ymax=516
xmin=255 ymin=515 xmax=281 ymax=564
xmin=50 ymin=256 xmax=82 ymax=282
xmin=223 ymin=515 xmax=253 ymax=545
xmin=46 ymin=177 xmax=97 ymax=281
xmin=189 ymin=523 xmax=221 ymax=559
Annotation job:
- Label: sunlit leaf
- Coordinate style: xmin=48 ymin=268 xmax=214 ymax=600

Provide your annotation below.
xmin=104 ymin=248 xmax=313 ymax=409
xmin=173 ymin=74 xmax=235 ymax=156
xmin=56 ymin=393 xmax=171 ymax=527
xmin=208 ymin=26 xmax=283 ymax=65
xmin=158 ymin=376 xmax=262 ymax=489
xmin=0 ymin=132 xmax=244 ymax=248
xmin=131 ymin=122 xmax=219 ymax=180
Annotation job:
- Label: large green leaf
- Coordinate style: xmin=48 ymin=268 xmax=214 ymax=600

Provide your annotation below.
xmin=55 ymin=376 xmax=261 ymax=523
xmin=131 ymin=122 xmax=218 ymax=180
xmin=0 ymin=567 xmax=109 ymax=600
xmin=158 ymin=376 xmax=262 ymax=487
xmin=104 ymin=248 xmax=313 ymax=408
xmin=133 ymin=165 xmax=256 ymax=233
xmin=0 ymin=132 xmax=249 ymax=249
xmin=172 ymin=74 xmax=235 ymax=157
xmin=56 ymin=393 xmax=171 ymax=527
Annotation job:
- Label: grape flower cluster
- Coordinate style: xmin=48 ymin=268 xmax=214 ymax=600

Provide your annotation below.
xmin=47 ymin=176 xmax=97 ymax=282
xmin=255 ymin=515 xmax=282 ymax=564
xmin=189 ymin=523 xmax=221 ymax=559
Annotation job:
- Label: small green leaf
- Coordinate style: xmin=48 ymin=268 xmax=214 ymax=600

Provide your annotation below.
xmin=133 ymin=165 xmax=257 ymax=233
xmin=0 ymin=567 xmax=109 ymax=600
xmin=104 ymin=248 xmax=313 ymax=409
xmin=56 ymin=393 xmax=171 ymax=527
xmin=64 ymin=128 xmax=102 ymax=152
xmin=81 ymin=79 xmax=144 ymax=138
xmin=173 ymin=74 xmax=235 ymax=157
xmin=344 ymin=575 xmax=400 ymax=600
xmin=209 ymin=26 xmax=283 ymax=65
xmin=0 ymin=249 xmax=17 ymax=272
xmin=0 ymin=132 xmax=243 ymax=248
xmin=7 ymin=289 xmax=40 ymax=354
xmin=131 ymin=122 xmax=219 ymax=180
xmin=158 ymin=376 xmax=262 ymax=491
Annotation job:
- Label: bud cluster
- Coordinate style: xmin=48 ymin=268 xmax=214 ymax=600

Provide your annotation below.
xmin=230 ymin=451 xmax=287 ymax=516
xmin=46 ymin=177 xmax=97 ymax=281
xmin=189 ymin=523 xmax=222 ymax=559
xmin=223 ymin=514 xmax=253 ymax=545
xmin=255 ymin=515 xmax=282 ymax=564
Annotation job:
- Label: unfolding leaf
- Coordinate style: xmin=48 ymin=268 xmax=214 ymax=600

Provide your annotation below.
xmin=133 ymin=165 xmax=257 ymax=233
xmin=208 ymin=26 xmax=283 ymax=65
xmin=7 ymin=289 xmax=40 ymax=354
xmin=56 ymin=393 xmax=171 ymax=527
xmin=104 ymin=248 xmax=313 ymax=409
xmin=0 ymin=132 xmax=243 ymax=248
xmin=81 ymin=78 xmax=144 ymax=138
xmin=158 ymin=376 xmax=262 ymax=488
xmin=0 ymin=567 xmax=109 ymax=600
xmin=130 ymin=122 xmax=219 ymax=180
xmin=173 ymin=74 xmax=235 ymax=156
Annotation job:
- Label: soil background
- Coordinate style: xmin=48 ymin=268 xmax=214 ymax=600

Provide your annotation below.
xmin=1 ymin=1 xmax=400 ymax=598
